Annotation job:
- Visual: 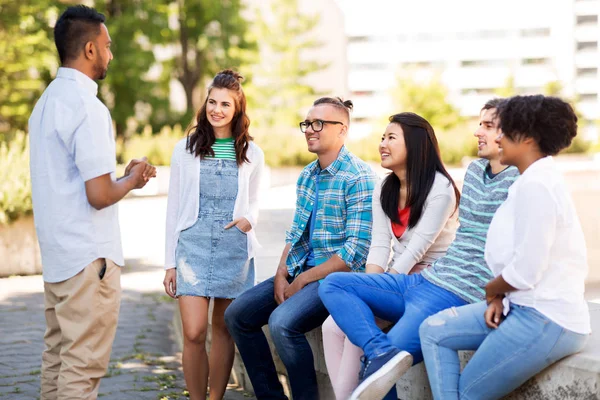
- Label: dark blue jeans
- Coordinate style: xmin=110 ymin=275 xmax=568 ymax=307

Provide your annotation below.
xmin=224 ymin=276 xmax=330 ymax=400
xmin=319 ymin=272 xmax=468 ymax=363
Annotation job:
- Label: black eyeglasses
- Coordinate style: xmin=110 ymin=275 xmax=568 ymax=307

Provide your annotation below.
xmin=299 ymin=119 xmax=344 ymax=133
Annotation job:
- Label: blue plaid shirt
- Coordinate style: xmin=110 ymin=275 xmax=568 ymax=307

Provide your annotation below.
xmin=285 ymin=146 xmax=378 ymax=277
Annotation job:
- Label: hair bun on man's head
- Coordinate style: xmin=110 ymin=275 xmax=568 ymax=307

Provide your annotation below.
xmin=341 ymin=99 xmax=354 ymax=111
xmin=218 ymin=68 xmax=244 ymax=82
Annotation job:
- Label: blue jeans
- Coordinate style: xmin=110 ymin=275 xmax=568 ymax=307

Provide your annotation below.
xmin=224 ymin=276 xmax=330 ymax=400
xmin=419 ymin=301 xmax=589 ymax=400
xmin=319 ymin=273 xmax=467 ymax=363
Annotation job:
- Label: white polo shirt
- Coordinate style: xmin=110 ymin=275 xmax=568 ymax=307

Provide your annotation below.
xmin=29 ymin=67 xmax=124 ymax=283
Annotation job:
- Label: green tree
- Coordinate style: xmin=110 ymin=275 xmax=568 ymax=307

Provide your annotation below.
xmin=241 ymin=0 xmax=329 ymax=166
xmin=494 ymin=75 xmax=516 ymax=97
xmin=0 ymin=1 xmax=61 ymax=132
xmin=94 ymin=0 xmax=173 ymax=159
xmin=392 ymin=75 xmax=463 ymax=132
xmin=246 ymin=0 xmax=326 ymax=133
xmin=169 ymin=0 xmax=256 ymax=117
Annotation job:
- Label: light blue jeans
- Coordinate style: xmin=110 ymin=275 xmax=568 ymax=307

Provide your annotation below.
xmin=419 ymin=301 xmax=589 ymax=400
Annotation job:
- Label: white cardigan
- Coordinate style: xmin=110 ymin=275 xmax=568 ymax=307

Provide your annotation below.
xmin=366 ymin=172 xmax=458 ymax=274
xmin=164 ymin=138 xmax=265 ymax=269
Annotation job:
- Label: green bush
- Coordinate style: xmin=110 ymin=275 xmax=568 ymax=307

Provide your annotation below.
xmin=119 ymin=124 xmax=184 ymax=166
xmin=0 ymin=131 xmax=32 ymax=225
xmin=254 ymin=130 xmax=316 ymax=167
xmin=562 ymin=136 xmax=592 ymax=154
xmin=348 ymin=125 xmax=478 ymax=167
xmin=436 ymin=128 xmax=478 ymax=166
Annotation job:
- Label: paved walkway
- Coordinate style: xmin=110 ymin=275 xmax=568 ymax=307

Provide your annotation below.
xmin=0 ymin=260 xmax=262 ymax=400
xmin=0 ymin=195 xmax=294 ymax=400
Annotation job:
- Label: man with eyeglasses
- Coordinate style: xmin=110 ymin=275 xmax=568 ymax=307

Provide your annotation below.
xmin=226 ymin=97 xmax=378 ymax=399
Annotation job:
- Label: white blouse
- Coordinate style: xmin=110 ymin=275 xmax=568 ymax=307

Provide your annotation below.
xmin=485 ymin=156 xmax=590 ymax=334
xmin=164 ymin=138 xmax=264 ymax=269
xmin=367 ymin=172 xmax=458 ymax=274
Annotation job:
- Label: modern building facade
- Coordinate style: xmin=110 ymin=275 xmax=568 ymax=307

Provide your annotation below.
xmin=339 ymin=0 xmax=599 ymax=139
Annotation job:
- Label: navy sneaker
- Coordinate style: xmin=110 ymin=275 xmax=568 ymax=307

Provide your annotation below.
xmin=349 ymin=349 xmax=413 ymax=400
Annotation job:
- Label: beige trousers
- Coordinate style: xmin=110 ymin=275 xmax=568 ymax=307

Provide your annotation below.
xmin=40 ymin=259 xmax=121 ymax=400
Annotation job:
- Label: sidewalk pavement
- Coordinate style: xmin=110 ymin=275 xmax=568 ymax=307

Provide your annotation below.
xmin=0 ymin=194 xmax=289 ymax=400
xmin=0 ymin=259 xmax=258 ymax=400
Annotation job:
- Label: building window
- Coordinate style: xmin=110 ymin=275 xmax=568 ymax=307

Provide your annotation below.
xmin=351 ymin=90 xmax=376 ymax=97
xmin=522 ymin=58 xmax=550 ymax=65
xmin=576 ymin=15 xmax=598 ymax=25
xmin=458 ymin=30 xmax=508 ymax=40
xmin=577 ymin=41 xmax=598 ymax=51
xmin=401 ymin=61 xmax=434 ymax=68
xmin=520 ymin=28 xmax=551 ymax=37
xmin=348 ymin=36 xmax=369 ymax=44
xmin=577 ymin=67 xmax=598 ymax=78
xmin=461 ymin=59 xmax=507 ymax=67
xmin=461 ymin=88 xmax=496 ymax=96
xmin=579 ymin=93 xmax=598 ymax=101
xmin=351 ymin=63 xmax=386 ymax=71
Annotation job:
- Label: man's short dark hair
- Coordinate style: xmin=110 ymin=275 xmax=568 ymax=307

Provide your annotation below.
xmin=54 ymin=5 xmax=106 ymax=64
xmin=313 ymin=97 xmax=353 ymax=123
xmin=482 ymin=98 xmax=504 ymax=112
xmin=498 ymin=95 xmax=578 ymax=156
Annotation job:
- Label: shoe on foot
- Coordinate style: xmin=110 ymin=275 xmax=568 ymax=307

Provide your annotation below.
xmin=349 ymin=349 xmax=413 ymax=400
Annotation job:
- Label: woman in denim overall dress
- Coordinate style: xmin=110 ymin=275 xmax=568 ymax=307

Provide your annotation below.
xmin=163 ymin=69 xmax=264 ymax=400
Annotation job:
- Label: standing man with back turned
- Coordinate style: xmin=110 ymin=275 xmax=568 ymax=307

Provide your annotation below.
xmin=29 ymin=5 xmax=156 ymax=400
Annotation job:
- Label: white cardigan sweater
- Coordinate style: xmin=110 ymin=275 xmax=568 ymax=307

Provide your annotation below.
xmin=164 ymin=138 xmax=265 ymax=269
xmin=366 ymin=172 xmax=458 ymax=274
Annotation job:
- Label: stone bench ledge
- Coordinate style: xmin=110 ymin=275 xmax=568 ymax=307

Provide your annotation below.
xmin=174 ymin=302 xmax=600 ymax=399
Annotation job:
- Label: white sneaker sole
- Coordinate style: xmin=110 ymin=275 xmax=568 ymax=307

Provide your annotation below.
xmin=349 ymin=351 xmax=413 ymax=400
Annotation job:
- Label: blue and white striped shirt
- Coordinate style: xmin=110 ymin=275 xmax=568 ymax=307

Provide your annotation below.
xmin=422 ymin=159 xmax=519 ymax=303
xmin=285 ymin=146 xmax=378 ymax=277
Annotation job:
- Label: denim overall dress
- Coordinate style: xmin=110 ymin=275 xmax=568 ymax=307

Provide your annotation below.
xmin=175 ymin=158 xmax=255 ymax=298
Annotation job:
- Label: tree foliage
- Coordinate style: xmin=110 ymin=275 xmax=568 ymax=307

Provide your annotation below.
xmin=391 ymin=75 xmax=463 ymax=132
xmin=0 ymin=0 xmax=61 ymax=132
xmin=93 ymin=0 xmax=173 ymax=157
xmin=245 ymin=0 xmax=327 ymax=134
xmin=169 ymin=0 xmax=256 ymax=118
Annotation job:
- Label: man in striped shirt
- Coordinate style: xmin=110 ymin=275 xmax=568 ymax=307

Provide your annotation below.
xmin=329 ymin=98 xmax=520 ymax=399
xmin=225 ymin=97 xmax=377 ymax=400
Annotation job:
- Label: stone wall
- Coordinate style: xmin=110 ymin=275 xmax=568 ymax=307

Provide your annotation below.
xmin=0 ymin=216 xmax=42 ymax=277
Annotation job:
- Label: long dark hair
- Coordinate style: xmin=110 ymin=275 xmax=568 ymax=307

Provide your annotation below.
xmin=186 ymin=69 xmax=252 ymax=165
xmin=380 ymin=112 xmax=460 ymax=228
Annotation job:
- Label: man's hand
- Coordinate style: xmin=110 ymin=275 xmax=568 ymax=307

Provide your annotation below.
xmin=128 ymin=161 xmax=154 ymax=189
xmin=163 ymin=268 xmax=177 ymax=299
xmin=274 ymin=270 xmax=290 ymax=305
xmin=225 ymin=217 xmax=252 ymax=233
xmin=284 ymin=273 xmax=307 ymax=300
xmin=124 ymin=157 xmax=157 ymax=181
xmin=484 ymin=296 xmax=504 ymax=329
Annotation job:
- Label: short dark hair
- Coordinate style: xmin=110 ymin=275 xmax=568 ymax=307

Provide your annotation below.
xmin=482 ymin=98 xmax=504 ymax=112
xmin=54 ymin=5 xmax=106 ymax=64
xmin=498 ymin=95 xmax=578 ymax=156
xmin=313 ymin=97 xmax=353 ymax=122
